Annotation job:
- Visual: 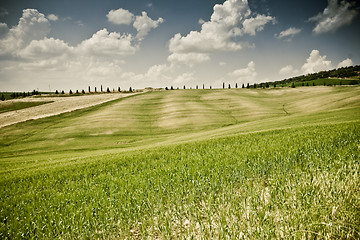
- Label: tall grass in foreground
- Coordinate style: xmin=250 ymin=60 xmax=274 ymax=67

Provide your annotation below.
xmin=1 ymin=123 xmax=359 ymax=239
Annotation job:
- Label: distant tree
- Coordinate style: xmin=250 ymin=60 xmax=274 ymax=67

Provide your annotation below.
xmin=183 ymin=85 xmax=186 ymax=89
xmin=101 ymin=85 xmax=103 ymax=92
xmin=82 ymin=89 xmax=85 ymax=94
xmin=223 ymin=82 xmax=225 ymax=89
xmin=118 ymin=87 xmax=121 ymax=92
xmin=235 ymin=83 xmax=238 ymax=88
xmin=340 ymin=81 xmax=342 ymax=86
xmin=1 ymin=94 xmax=5 ymax=101
xmin=196 ymin=85 xmax=198 ymax=89
xmin=302 ymin=82 xmax=304 ymax=86
xmin=242 ymin=83 xmax=245 ymax=88
xmin=203 ymin=84 xmax=205 ymax=89
xmin=274 ymin=83 xmax=276 ymax=88
xmin=76 ymin=90 xmax=79 ymax=94
xmin=107 ymin=87 xmax=110 ymax=93
xmin=312 ymin=82 xmax=315 ymax=86
xmin=55 ymin=90 xmax=59 ymax=94
xmin=165 ymin=87 xmax=168 ymax=90
xmin=254 ymin=83 xmax=257 ymax=89
xmin=61 ymin=90 xmax=65 ymax=94
xmin=210 ymin=86 xmax=212 ymax=89
xmin=291 ymin=82 xmax=295 ymax=88
xmin=171 ymin=86 xmax=174 ymax=90
xmin=306 ymin=82 xmax=309 ymax=86
xmin=323 ymin=81 xmax=326 ymax=86
xmin=129 ymin=87 xmax=133 ymax=92
xmin=266 ymin=83 xmax=269 ymax=88
xmin=88 ymin=86 xmax=91 ymax=93
xmin=95 ymin=87 xmax=97 ymax=92
xmin=69 ymin=89 xmax=73 ymax=94
xmin=246 ymin=83 xmax=250 ymax=88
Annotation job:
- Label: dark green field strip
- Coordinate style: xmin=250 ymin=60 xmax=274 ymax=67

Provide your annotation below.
xmin=0 ymin=101 xmax=53 ymax=114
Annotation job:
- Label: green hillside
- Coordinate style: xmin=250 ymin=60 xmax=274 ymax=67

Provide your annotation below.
xmin=1 ymin=86 xmax=360 ymax=239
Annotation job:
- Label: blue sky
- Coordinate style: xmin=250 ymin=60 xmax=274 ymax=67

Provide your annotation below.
xmin=0 ymin=0 xmax=359 ymax=91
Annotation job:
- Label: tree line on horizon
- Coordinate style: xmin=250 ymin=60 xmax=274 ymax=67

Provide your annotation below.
xmin=2 ymin=65 xmax=359 ymax=101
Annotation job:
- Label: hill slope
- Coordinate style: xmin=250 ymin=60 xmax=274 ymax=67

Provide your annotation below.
xmin=1 ymin=86 xmax=360 ymax=239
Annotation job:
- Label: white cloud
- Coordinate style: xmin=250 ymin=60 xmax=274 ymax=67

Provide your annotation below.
xmin=279 ymin=64 xmax=299 ymax=77
xmin=107 ymin=8 xmax=134 ymax=25
xmin=47 ymin=14 xmax=59 ymax=21
xmin=133 ymin=11 xmax=164 ymax=39
xmin=242 ymin=14 xmax=275 ymax=36
xmin=309 ymin=0 xmax=359 ymax=34
xmin=275 ymin=27 xmax=301 ymax=41
xmin=19 ymin=37 xmax=72 ymax=59
xmin=174 ymin=72 xmax=195 ymax=84
xmin=0 ymin=22 xmax=9 ymax=38
xmin=169 ymin=0 xmax=274 ymax=56
xmin=301 ymin=50 xmax=333 ymax=74
xmin=229 ymin=61 xmax=257 ymax=83
xmin=168 ymin=52 xmax=210 ymax=67
xmin=78 ymin=28 xmax=138 ymax=57
xmin=337 ymin=58 xmax=353 ymax=68
xmin=0 ymin=9 xmax=50 ymax=56
xmin=219 ymin=61 xmax=227 ymax=66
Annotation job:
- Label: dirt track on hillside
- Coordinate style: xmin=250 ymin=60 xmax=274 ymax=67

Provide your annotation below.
xmin=0 ymin=93 xmax=136 ymax=128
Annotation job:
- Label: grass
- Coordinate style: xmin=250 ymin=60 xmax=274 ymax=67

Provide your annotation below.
xmin=1 ymin=86 xmax=360 ymax=239
xmin=0 ymin=101 xmax=53 ymax=114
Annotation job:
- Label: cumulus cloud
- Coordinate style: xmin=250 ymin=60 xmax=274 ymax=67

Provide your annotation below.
xmin=242 ymin=14 xmax=275 ymax=36
xmin=275 ymin=27 xmax=301 ymax=41
xmin=337 ymin=58 xmax=353 ymax=68
xmin=309 ymin=0 xmax=359 ymax=34
xmin=107 ymin=8 xmax=134 ymax=25
xmin=19 ymin=37 xmax=72 ymax=59
xmin=174 ymin=72 xmax=195 ymax=84
xmin=0 ymin=9 xmax=50 ymax=56
xmin=301 ymin=50 xmax=333 ymax=74
xmin=168 ymin=52 xmax=210 ymax=66
xmin=0 ymin=23 xmax=9 ymax=38
xmin=47 ymin=14 xmax=59 ymax=21
xmin=279 ymin=64 xmax=299 ymax=77
xmin=228 ymin=61 xmax=257 ymax=83
xmin=133 ymin=11 xmax=164 ymax=39
xmin=169 ymin=0 xmax=274 ymax=58
xmin=79 ymin=28 xmax=138 ymax=57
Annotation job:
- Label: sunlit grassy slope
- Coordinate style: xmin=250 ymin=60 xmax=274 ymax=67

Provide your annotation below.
xmin=1 ymin=86 xmax=360 ymax=239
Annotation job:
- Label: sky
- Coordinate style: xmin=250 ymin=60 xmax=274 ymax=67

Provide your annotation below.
xmin=0 ymin=0 xmax=359 ymax=91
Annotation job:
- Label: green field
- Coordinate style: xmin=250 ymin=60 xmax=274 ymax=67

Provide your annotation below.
xmin=1 ymin=86 xmax=360 ymax=239
xmin=0 ymin=101 xmax=53 ymax=114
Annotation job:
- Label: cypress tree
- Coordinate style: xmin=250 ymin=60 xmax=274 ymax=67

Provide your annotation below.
xmin=1 ymin=94 xmax=5 ymax=101
xmin=88 ymin=86 xmax=91 ymax=93
xmin=242 ymin=83 xmax=245 ymax=88
xmin=228 ymin=84 xmax=231 ymax=89
xmin=69 ymin=89 xmax=73 ymax=94
xmin=129 ymin=87 xmax=132 ymax=92
xmin=246 ymin=83 xmax=250 ymax=88
xmin=183 ymin=85 xmax=186 ymax=89
xmin=223 ymin=82 xmax=225 ymax=89
xmin=118 ymin=87 xmax=121 ymax=92
xmin=107 ymin=87 xmax=110 ymax=93
xmin=291 ymin=82 xmax=295 ymax=88
xmin=235 ymin=83 xmax=238 ymax=88
xmin=55 ymin=90 xmax=59 ymax=94
xmin=82 ymin=89 xmax=85 ymax=94
xmin=101 ymin=85 xmax=103 ymax=92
